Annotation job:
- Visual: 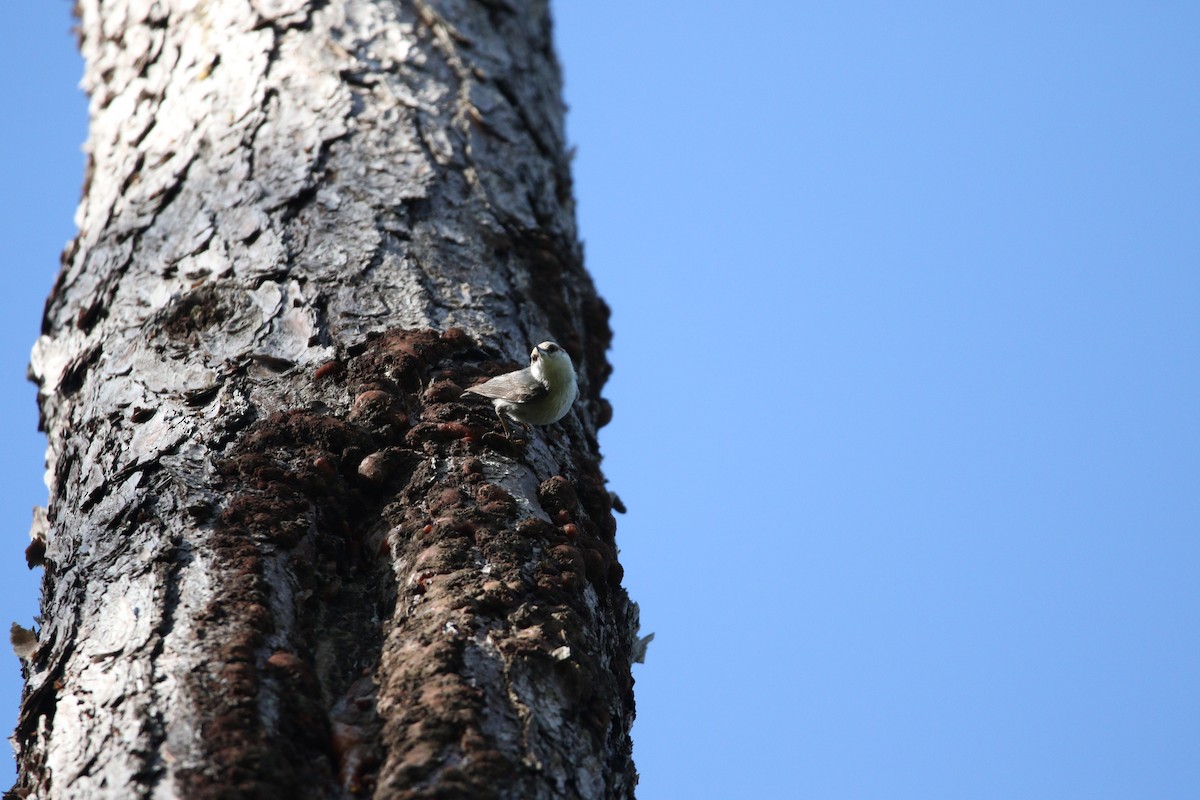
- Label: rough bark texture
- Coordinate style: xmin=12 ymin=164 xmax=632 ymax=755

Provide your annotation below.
xmin=16 ymin=1 xmax=637 ymax=798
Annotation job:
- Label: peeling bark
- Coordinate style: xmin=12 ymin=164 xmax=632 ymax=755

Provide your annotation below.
xmin=15 ymin=1 xmax=636 ymax=798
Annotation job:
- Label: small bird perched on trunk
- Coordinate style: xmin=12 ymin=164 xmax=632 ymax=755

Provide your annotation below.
xmin=463 ymin=341 xmax=578 ymax=438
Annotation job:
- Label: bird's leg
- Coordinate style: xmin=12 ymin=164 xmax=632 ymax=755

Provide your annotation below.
xmin=495 ymin=407 xmax=514 ymax=439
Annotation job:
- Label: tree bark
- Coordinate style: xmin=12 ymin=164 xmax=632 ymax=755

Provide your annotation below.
xmin=16 ymin=1 xmax=637 ymax=798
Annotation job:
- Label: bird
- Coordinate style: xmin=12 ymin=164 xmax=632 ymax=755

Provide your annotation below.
xmin=462 ymin=341 xmax=578 ymax=438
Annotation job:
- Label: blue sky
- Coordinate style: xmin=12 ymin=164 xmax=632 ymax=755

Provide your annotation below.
xmin=4 ymin=2 xmax=1199 ymax=797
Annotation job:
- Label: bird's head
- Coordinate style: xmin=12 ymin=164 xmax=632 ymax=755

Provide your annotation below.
xmin=529 ymin=341 xmax=574 ymax=384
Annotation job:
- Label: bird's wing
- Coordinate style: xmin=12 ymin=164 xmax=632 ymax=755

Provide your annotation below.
xmin=463 ymin=368 xmax=548 ymax=403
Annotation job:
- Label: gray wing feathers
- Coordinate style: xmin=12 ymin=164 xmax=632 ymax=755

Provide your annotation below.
xmin=463 ymin=368 xmax=548 ymax=403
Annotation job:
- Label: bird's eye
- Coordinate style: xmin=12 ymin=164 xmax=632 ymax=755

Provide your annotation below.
xmin=545 ymin=344 xmax=559 ymax=352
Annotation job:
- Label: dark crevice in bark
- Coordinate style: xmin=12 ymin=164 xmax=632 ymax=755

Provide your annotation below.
xmin=244 ymin=86 xmax=276 ymax=185
xmin=490 ymin=76 xmax=558 ymax=162
xmin=130 ymin=520 xmax=181 ymax=792
xmin=254 ymin=0 xmax=331 ymax=34
xmin=57 ymin=345 xmax=102 ymax=397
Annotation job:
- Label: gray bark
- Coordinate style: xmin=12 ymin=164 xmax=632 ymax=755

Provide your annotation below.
xmin=15 ymin=1 xmax=636 ymax=798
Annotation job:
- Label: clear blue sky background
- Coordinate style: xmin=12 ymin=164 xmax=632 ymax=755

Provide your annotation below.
xmin=3 ymin=2 xmax=1198 ymax=797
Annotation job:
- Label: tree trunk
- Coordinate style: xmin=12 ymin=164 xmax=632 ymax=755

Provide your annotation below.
xmin=16 ymin=1 xmax=637 ymax=798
